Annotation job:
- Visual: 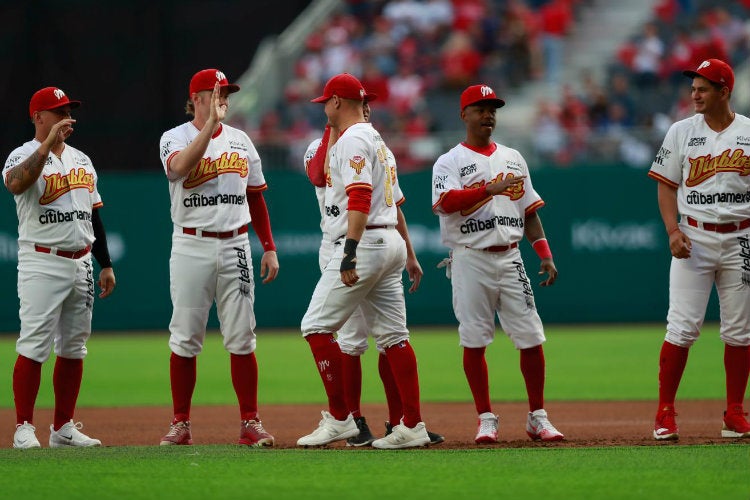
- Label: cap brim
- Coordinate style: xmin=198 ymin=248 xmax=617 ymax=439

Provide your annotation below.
xmin=364 ymin=92 xmax=378 ymax=102
xmin=223 ymin=84 xmax=240 ymax=94
xmin=465 ymin=98 xmax=506 ymax=109
xmin=682 ymin=70 xmax=700 ymax=79
xmin=310 ymin=95 xmax=330 ymax=103
xmin=48 ymin=100 xmax=81 ymax=111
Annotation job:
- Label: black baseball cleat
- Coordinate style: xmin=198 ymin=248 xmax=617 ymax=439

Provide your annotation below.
xmin=385 ymin=421 xmax=444 ymax=445
xmin=346 ymin=416 xmax=376 ymax=447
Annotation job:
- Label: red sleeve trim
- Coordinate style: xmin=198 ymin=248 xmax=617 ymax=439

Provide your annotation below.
xmin=306 ymin=127 xmax=329 ymax=187
xmin=93 ymin=202 xmax=104 ymax=209
xmin=344 ymin=182 xmax=372 ymax=194
xmin=166 ymin=150 xmax=180 ymax=175
xmin=647 ymin=171 xmax=679 ymax=188
xmin=246 ymin=183 xmax=268 ymax=193
xmin=525 ymin=199 xmax=545 ymax=216
xmin=396 ymin=196 xmax=406 ymax=207
xmin=348 ymin=187 xmax=371 ymax=214
xmin=438 ymin=186 xmax=489 ymax=213
xmin=247 ymin=191 xmax=276 ymax=251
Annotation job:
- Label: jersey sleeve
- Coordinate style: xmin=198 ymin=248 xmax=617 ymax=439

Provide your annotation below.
xmin=159 ymin=129 xmax=186 ymax=181
xmin=337 ymin=132 xmax=373 ymax=194
xmin=516 ymin=152 xmax=544 ymax=215
xmin=82 ymin=152 xmax=104 ymax=208
xmin=648 ymin=123 xmax=681 ymax=188
xmin=244 ymin=134 xmax=267 ymax=192
xmin=431 ymin=153 xmax=462 ymax=215
xmin=3 ymin=147 xmax=27 ymax=184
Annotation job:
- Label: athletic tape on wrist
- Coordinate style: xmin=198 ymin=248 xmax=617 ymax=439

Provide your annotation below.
xmin=340 ymin=238 xmax=358 ymax=271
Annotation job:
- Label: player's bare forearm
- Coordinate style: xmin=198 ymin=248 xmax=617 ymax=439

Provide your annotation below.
xmin=5 ymin=150 xmax=47 ymax=195
xmin=395 ymin=206 xmax=416 ymax=259
xmin=656 ymin=182 xmax=691 ymax=258
xmin=346 ymin=210 xmax=368 ymax=242
xmin=523 ymin=211 xmax=546 ymax=242
xmin=168 ymin=133 xmax=214 ymax=178
xmin=656 ymin=182 xmax=680 ymax=233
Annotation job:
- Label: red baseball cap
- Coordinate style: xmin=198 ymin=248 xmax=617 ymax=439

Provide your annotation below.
xmin=189 ymin=69 xmax=240 ymax=96
xmin=311 ymin=73 xmax=366 ymax=103
xmin=29 ymin=87 xmax=81 ymax=118
xmin=460 ymin=84 xmax=505 ymax=110
xmin=683 ymin=59 xmax=734 ymax=92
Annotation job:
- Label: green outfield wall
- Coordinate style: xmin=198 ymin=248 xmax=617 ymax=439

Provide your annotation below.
xmin=0 ymin=166 xmax=717 ymax=333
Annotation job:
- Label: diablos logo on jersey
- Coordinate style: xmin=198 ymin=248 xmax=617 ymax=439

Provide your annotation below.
xmin=39 ymin=168 xmax=94 ymax=205
xmin=685 ymin=148 xmax=750 ymax=187
xmin=183 ymin=152 xmax=248 ymax=189
xmin=461 ymin=173 xmax=524 ymax=215
xmin=349 ymin=156 xmax=366 ymax=175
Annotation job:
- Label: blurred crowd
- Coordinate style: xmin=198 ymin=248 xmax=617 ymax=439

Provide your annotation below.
xmin=532 ymin=0 xmax=750 ymax=168
xmin=232 ymin=0 xmax=750 ymax=171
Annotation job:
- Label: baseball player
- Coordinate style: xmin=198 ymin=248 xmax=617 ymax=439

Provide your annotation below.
xmin=158 ymin=69 xmax=279 ymax=447
xmin=304 ymin=98 xmax=444 ymax=446
xmin=298 ymin=73 xmax=430 ymax=449
xmin=4 ymin=86 xmax=116 ymax=449
xmin=648 ymin=58 xmax=750 ymax=440
xmin=431 ymin=84 xmax=564 ymax=444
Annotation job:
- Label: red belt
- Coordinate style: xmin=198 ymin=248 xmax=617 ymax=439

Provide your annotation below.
xmin=365 ymin=225 xmax=391 ymax=230
xmin=469 ymin=242 xmax=518 ymax=252
xmin=34 ymin=244 xmax=91 ymax=259
xmin=686 ymin=216 xmax=750 ymax=233
xmin=182 ymin=225 xmax=248 ymax=239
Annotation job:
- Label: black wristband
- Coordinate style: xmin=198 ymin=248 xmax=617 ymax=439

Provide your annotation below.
xmin=340 ymin=238 xmax=358 ymax=272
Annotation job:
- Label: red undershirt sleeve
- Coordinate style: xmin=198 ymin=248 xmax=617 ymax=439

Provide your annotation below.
xmin=247 ymin=191 xmax=277 ymax=251
xmin=439 ymin=186 xmax=489 ymax=213
xmin=306 ymin=126 xmax=330 ymax=188
xmin=348 ymin=187 xmax=372 ymax=214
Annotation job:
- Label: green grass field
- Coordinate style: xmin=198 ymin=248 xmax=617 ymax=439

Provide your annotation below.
xmin=0 ymin=324 xmax=748 ymax=500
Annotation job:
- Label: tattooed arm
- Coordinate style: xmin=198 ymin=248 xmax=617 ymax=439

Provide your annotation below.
xmin=5 ymin=118 xmax=75 ymax=195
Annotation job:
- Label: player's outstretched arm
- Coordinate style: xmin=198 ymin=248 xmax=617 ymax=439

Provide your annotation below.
xmin=5 ymin=118 xmax=75 ymax=195
xmin=525 ymin=211 xmax=557 ymax=287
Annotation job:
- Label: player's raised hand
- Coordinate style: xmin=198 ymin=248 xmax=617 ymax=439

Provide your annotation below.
xmin=210 ymin=82 xmax=226 ymax=123
xmin=98 ymin=267 xmax=116 ymax=298
xmin=44 ymin=118 xmax=76 ymax=148
xmin=259 ymin=250 xmax=279 ymax=284
xmin=668 ymin=229 xmax=692 ymax=259
xmin=538 ymin=259 xmax=557 ymax=287
xmin=486 ymin=174 xmax=526 ymax=196
xmin=405 ymin=255 xmax=423 ymax=293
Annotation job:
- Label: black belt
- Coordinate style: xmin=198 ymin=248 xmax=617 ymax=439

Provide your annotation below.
xmin=686 ymin=216 xmax=750 ymax=233
xmin=182 ymin=225 xmax=248 ymax=239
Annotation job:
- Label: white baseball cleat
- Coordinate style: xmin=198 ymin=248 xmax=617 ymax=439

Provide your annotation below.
xmin=372 ymin=421 xmax=430 ymax=449
xmin=13 ymin=421 xmax=41 ymax=449
xmin=475 ymin=412 xmax=499 ymax=444
xmin=526 ymin=409 xmax=564 ymax=441
xmin=49 ymin=420 xmax=102 ymax=448
xmin=297 ymin=411 xmax=359 ymax=447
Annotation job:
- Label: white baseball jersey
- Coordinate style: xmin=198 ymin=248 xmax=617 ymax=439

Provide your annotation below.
xmin=159 ymin=123 xmax=266 ymax=230
xmin=325 ymin=122 xmax=400 ymax=240
xmin=431 ymin=142 xmax=543 ymax=249
xmin=648 ymin=113 xmax=750 ymax=222
xmin=3 ymin=140 xmax=102 ymax=249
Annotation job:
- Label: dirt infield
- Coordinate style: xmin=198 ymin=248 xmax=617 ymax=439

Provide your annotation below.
xmin=2 ymin=399 xmax=743 ymax=448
